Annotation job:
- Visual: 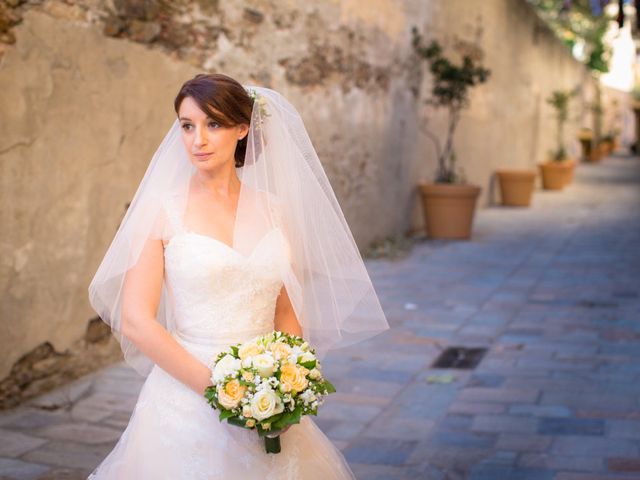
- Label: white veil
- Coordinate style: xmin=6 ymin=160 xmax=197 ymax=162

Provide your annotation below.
xmin=88 ymin=85 xmax=389 ymax=375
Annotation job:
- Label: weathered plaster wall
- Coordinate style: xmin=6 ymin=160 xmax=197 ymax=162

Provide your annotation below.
xmin=0 ymin=10 xmax=202 ymax=403
xmin=0 ymin=0 xmax=616 ymax=404
xmin=0 ymin=1 xmax=429 ymax=403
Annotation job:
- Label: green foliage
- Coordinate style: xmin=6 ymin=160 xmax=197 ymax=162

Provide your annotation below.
xmin=547 ymin=90 xmax=572 ymax=123
xmin=546 ymin=89 xmax=576 ymax=161
xmin=218 ymin=409 xmax=234 ymax=422
xmin=528 ymin=0 xmax=612 ymax=73
xmin=411 ymin=32 xmax=490 ymax=111
xmin=300 ymin=360 xmax=316 ymax=370
xmin=411 ymin=27 xmax=490 ymax=183
xmin=322 ymin=379 xmax=337 ymax=394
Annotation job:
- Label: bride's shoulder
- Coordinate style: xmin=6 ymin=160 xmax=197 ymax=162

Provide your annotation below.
xmin=148 ymin=193 xmax=184 ymax=247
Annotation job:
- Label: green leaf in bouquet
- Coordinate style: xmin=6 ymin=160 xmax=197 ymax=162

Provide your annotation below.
xmin=218 ymin=409 xmax=234 ymax=422
xmin=300 ymin=360 xmax=316 ymax=369
xmin=322 ymin=380 xmax=336 ymax=394
xmin=263 ymin=412 xmax=284 ymax=426
xmin=205 ymin=392 xmax=220 ymax=410
xmin=230 ymin=345 xmax=239 ymax=356
xmin=272 ymin=405 xmax=302 ymax=430
xmin=204 ymin=386 xmax=216 ymax=401
xmin=227 ymin=416 xmax=252 ymax=429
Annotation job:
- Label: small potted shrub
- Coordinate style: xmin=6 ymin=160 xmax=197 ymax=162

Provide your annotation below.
xmin=411 ymin=28 xmax=490 ymax=239
xmin=539 ymin=89 xmax=576 ymax=190
xmin=589 ymin=94 xmax=606 ymax=162
xmin=577 ymin=127 xmax=594 ymax=163
xmin=608 ymin=98 xmax=622 ymax=152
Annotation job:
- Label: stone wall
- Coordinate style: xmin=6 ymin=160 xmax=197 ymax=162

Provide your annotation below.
xmin=0 ymin=0 xmax=621 ymax=406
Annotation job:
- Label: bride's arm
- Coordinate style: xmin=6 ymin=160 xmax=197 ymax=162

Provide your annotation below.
xmin=274 ymin=285 xmax=303 ymax=337
xmin=120 ymin=236 xmax=212 ymax=395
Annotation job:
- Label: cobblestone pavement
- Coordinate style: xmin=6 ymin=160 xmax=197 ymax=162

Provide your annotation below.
xmin=1 ymin=155 xmax=639 ymax=480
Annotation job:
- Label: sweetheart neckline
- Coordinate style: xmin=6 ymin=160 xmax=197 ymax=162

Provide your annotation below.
xmin=165 ymin=227 xmax=282 ymax=260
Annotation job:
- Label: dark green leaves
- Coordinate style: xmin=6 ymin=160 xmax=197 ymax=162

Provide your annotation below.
xmin=218 ymin=409 xmax=234 ymax=422
xmin=411 ymin=27 xmax=491 ymax=111
xmin=300 ymin=360 xmax=316 ymax=370
xmin=321 ymin=380 xmax=336 ymax=394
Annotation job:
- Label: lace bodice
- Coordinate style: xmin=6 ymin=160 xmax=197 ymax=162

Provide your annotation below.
xmin=161 ymin=198 xmax=289 ymax=352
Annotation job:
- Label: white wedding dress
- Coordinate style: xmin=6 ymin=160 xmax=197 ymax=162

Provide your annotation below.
xmin=88 ymin=199 xmax=355 ymax=479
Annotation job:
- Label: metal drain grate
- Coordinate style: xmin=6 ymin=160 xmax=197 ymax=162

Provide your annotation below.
xmin=432 ymin=347 xmax=488 ymax=369
xmin=577 ymin=300 xmax=618 ymax=309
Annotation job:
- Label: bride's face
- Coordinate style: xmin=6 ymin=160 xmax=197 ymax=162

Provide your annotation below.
xmin=178 ymin=96 xmax=248 ymax=171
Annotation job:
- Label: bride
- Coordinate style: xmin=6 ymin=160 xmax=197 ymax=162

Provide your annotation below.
xmin=87 ymin=73 xmax=388 ymax=479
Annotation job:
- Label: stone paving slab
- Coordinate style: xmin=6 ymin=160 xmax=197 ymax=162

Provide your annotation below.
xmin=1 ymin=155 xmax=640 ymax=479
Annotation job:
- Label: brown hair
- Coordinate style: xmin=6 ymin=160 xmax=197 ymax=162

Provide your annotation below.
xmin=174 ymin=73 xmax=253 ymax=167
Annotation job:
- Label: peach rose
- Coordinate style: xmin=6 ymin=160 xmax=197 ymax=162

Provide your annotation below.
xmin=217 ymin=379 xmax=246 ymax=409
xmin=280 ymin=364 xmax=309 ymax=393
xmin=269 ymin=342 xmax=293 ymax=361
xmin=238 ymin=341 xmax=264 ymax=360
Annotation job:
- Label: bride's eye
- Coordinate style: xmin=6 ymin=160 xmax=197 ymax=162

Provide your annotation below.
xmin=208 ymin=121 xmax=220 ymax=129
xmin=181 ymin=123 xmax=193 ymax=131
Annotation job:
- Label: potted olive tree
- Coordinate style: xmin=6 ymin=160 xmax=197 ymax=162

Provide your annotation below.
xmin=539 ymin=89 xmax=576 ymax=190
xmin=411 ymin=28 xmax=490 ymax=239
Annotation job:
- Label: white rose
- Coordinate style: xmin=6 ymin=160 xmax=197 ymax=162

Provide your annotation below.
xmin=252 ymin=353 xmax=276 ymax=378
xmin=300 ymin=352 xmax=316 ymax=364
xmin=241 ymin=357 xmax=253 ymax=369
xmin=250 ymin=389 xmax=284 ymax=421
xmin=309 ymin=368 xmax=322 ymax=380
xmin=212 ymin=354 xmax=241 ymax=383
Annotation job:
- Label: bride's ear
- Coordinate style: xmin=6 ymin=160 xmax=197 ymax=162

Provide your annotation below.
xmin=237 ymin=123 xmax=249 ymax=140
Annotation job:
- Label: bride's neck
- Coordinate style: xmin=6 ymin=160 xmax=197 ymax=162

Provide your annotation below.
xmin=194 ymin=163 xmax=241 ymax=198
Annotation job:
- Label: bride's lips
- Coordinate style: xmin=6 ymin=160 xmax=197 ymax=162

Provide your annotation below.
xmin=193 ymin=152 xmax=214 ymax=159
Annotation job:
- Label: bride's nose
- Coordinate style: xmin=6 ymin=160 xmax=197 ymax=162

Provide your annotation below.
xmin=194 ymin=126 xmax=208 ymax=148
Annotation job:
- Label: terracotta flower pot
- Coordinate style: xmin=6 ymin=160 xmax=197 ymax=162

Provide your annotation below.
xmin=495 ymin=169 xmax=536 ymax=207
xmin=419 ymin=183 xmax=481 ymax=239
xmin=563 ymin=158 xmax=576 ymax=185
xmin=538 ymin=159 xmax=574 ymax=190
xmin=598 ymin=140 xmax=612 ymax=158
xmin=612 ymin=137 xmax=620 ymax=152
xmin=578 ymin=136 xmax=593 ymax=163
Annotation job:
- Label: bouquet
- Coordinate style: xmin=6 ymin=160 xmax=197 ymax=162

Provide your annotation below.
xmin=204 ymin=331 xmax=336 ymax=453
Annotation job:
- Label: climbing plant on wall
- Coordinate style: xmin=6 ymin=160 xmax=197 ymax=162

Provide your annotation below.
xmin=528 ymin=0 xmax=613 ymax=73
